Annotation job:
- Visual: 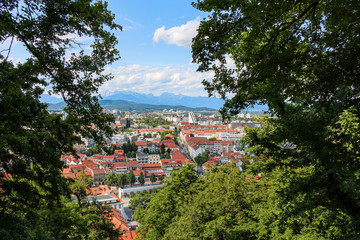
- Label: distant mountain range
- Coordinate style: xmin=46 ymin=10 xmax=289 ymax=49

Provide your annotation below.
xmin=40 ymin=94 xmax=63 ymax=104
xmin=42 ymin=91 xmax=268 ymax=111
xmin=102 ymin=91 xmax=226 ymax=109
xmin=47 ymin=99 xmax=216 ymax=112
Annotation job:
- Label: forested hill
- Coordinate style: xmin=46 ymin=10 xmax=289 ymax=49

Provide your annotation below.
xmin=48 ymin=99 xmax=217 ymax=112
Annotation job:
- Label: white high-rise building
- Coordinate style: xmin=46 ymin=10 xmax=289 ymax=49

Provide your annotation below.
xmin=188 ymin=112 xmax=197 ymax=124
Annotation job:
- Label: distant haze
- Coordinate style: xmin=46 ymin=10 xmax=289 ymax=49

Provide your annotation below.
xmin=41 ymin=91 xmax=268 ymax=111
xmin=102 ymin=91 xmax=225 ymax=109
xmin=40 ymin=94 xmax=63 ymax=104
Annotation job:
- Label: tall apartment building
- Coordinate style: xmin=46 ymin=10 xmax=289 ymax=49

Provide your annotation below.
xmin=188 ymin=112 xmax=197 ymax=125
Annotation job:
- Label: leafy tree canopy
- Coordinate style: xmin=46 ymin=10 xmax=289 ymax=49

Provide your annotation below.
xmin=134 ymin=163 xmax=198 ymax=238
xmin=192 ymin=0 xmax=360 ymax=238
xmin=129 ymin=190 xmax=157 ymax=210
xmin=70 ymin=171 xmax=93 ymax=206
xmin=164 ymin=164 xmax=254 ymax=239
xmin=194 ymin=151 xmax=209 ymax=166
xmin=192 ymin=0 xmax=359 ymax=118
xmin=138 ymin=171 xmax=145 ymax=185
xmin=150 ymin=173 xmax=156 ymax=184
xmin=128 ymin=170 xmax=136 ymax=187
xmin=0 ymin=0 xmax=121 ymax=238
xmin=139 ymin=117 xmax=172 ymax=128
xmin=104 ymin=173 xmax=129 ymax=188
xmin=122 ymin=142 xmax=138 ymax=154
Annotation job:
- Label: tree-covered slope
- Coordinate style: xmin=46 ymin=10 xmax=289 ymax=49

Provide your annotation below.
xmin=48 ymin=99 xmax=217 ymax=112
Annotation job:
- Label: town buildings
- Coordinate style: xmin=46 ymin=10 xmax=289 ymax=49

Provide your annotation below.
xmin=58 ymin=110 xmax=262 ymax=239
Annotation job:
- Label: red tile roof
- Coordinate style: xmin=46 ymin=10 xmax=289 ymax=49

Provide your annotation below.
xmin=140 ymin=163 xmax=161 ymax=168
xmin=87 ymin=185 xmax=112 ymax=196
xmin=114 ymin=150 xmax=125 ymax=156
xmin=133 ymin=170 xmax=145 ymax=176
xmin=132 ymin=128 xmax=174 ymax=133
xmin=135 ymin=141 xmax=148 ymax=146
xmin=111 ymin=208 xmax=128 ymax=231
xmin=128 ymin=160 xmax=138 ymax=165
xmin=161 ymin=159 xmax=192 ymax=166
xmin=144 ymin=172 xmax=166 ymax=178
xmin=203 ymin=160 xmax=220 ymax=167
xmin=164 ymin=133 xmax=174 ymax=139
xmin=61 ymin=168 xmax=76 ymax=178
xmin=161 ymin=139 xmax=175 ymax=145
xmin=171 ymin=150 xmax=186 ymax=159
xmin=166 ymin=144 xmax=179 ymax=149
xmin=109 ymin=194 xmax=123 ymax=203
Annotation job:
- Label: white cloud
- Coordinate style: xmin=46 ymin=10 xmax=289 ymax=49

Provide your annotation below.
xmin=7 ymin=57 xmax=25 ymax=65
xmin=101 ymin=63 xmax=213 ymax=97
xmin=124 ymin=18 xmax=135 ymax=24
xmin=122 ymin=17 xmax=143 ymax=31
xmin=153 ymin=17 xmax=200 ymax=48
xmin=225 ymin=55 xmax=236 ymax=69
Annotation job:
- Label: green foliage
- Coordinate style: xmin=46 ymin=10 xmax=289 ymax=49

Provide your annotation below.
xmin=0 ymin=0 xmax=120 ymax=238
xmin=150 ymin=173 xmax=156 ymax=184
xmin=135 ymin=161 xmax=360 ymax=239
xmin=138 ymin=117 xmax=172 ymax=128
xmin=122 ymin=128 xmax=132 ymax=133
xmin=135 ymin=163 xmax=267 ymax=239
xmin=122 ymin=142 xmax=138 ymax=154
xmin=126 ymin=151 xmax=137 ymax=158
xmin=164 ymin=164 xmax=254 ymax=239
xmin=67 ymin=173 xmax=120 ymax=238
xmin=160 ymin=153 xmax=171 ymax=159
xmin=1 ymin=174 xmax=120 ymax=240
xmin=70 ymin=171 xmax=93 ymax=206
xmin=160 ymin=143 xmax=166 ymax=154
xmin=128 ymin=170 xmax=136 ymax=187
xmin=138 ymin=171 xmax=145 ymax=185
xmin=117 ymin=173 xmax=129 ymax=187
xmin=78 ymin=203 xmax=120 ymax=240
xmin=193 ymin=0 xmax=359 ymax=118
xmin=104 ymin=173 xmax=129 ymax=188
xmin=103 ymin=173 xmax=116 ymax=186
xmin=191 ymin=0 xmax=360 ymax=238
xmin=143 ymin=133 xmax=152 ymax=138
xmin=194 ymin=151 xmax=209 ymax=166
xmin=85 ymin=143 xmax=114 ymax=156
xmin=208 ymin=137 xmax=217 ymax=141
xmin=85 ymin=144 xmax=103 ymax=156
xmin=129 ymin=191 xmax=156 ymax=210
xmin=134 ymin=163 xmax=198 ymax=238
xmin=159 ymin=130 xmax=174 ymax=140
xmin=158 ymin=174 xmax=164 ymax=183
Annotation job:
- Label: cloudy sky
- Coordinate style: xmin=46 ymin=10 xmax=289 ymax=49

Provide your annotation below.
xmin=101 ymin=0 xmax=212 ymax=97
xmin=3 ymin=0 xmax=218 ymax=97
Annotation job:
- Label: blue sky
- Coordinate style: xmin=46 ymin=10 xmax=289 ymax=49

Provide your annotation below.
xmin=109 ymin=0 xmax=206 ymax=66
xmin=3 ymin=0 xmax=221 ymax=97
xmin=100 ymin=0 xmax=214 ymax=97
